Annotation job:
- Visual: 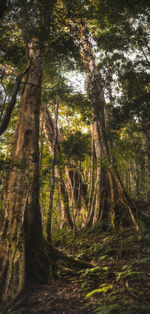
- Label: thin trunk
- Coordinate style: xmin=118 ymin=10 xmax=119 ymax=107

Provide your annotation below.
xmin=87 ymin=126 xmax=95 ymax=219
xmin=58 ymin=166 xmax=74 ymax=229
xmin=42 ymin=106 xmax=74 ymax=229
xmin=92 ymin=120 xmax=102 ymax=223
xmin=77 ymin=161 xmax=81 ymax=211
xmin=0 ymin=69 xmax=30 ymax=136
xmin=141 ymin=133 xmax=150 ymax=201
xmin=46 ymin=100 xmax=59 ymax=243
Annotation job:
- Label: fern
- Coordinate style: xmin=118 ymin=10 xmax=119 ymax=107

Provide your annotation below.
xmin=116 ymin=270 xmax=144 ymax=282
xmin=86 ymin=284 xmax=113 ymax=298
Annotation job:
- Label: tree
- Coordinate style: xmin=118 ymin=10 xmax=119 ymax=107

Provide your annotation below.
xmin=0 ymin=0 xmax=57 ymax=307
xmin=79 ymin=23 xmax=144 ymax=230
xmin=57 ymin=0 xmax=140 ymax=229
xmin=46 ymin=0 xmax=149 ymax=230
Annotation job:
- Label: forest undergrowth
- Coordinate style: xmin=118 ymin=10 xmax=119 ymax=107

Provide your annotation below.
xmin=5 ymin=225 xmax=150 ymax=314
xmin=54 ymin=224 xmax=150 ymax=314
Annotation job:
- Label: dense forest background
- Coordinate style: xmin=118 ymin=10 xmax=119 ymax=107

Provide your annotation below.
xmin=0 ymin=0 xmax=150 ymax=313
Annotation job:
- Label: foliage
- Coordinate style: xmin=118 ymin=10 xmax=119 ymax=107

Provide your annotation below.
xmin=55 ymin=227 xmax=150 ymax=314
xmin=61 ymin=131 xmax=91 ymax=161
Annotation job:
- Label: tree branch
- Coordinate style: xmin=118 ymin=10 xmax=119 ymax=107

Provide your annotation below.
xmin=0 ymin=67 xmax=30 ymax=136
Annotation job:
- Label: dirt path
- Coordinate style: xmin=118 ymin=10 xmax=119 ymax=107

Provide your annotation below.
xmin=20 ymin=275 xmax=92 ymax=314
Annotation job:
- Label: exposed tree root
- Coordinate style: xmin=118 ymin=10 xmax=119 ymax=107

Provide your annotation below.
xmin=86 ymin=165 xmax=150 ymax=231
xmin=0 ymin=238 xmax=93 ymax=314
xmin=47 ymin=242 xmax=93 ymax=270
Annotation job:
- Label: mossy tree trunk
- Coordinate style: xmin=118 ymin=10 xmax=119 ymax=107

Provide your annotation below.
xmin=0 ymin=41 xmax=54 ymax=307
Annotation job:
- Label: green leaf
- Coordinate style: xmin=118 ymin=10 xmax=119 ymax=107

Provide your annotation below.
xmin=86 ymin=284 xmax=113 ymax=298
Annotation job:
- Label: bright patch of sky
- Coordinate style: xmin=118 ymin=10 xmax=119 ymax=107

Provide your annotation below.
xmin=64 ymin=71 xmax=86 ymax=94
xmin=62 ymin=71 xmax=89 ymax=133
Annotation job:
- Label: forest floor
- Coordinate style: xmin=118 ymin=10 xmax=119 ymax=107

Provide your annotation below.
xmin=16 ymin=276 xmax=92 ymax=313
xmin=7 ymin=224 xmax=150 ymax=314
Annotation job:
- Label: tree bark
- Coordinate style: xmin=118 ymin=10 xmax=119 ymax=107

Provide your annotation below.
xmin=46 ymin=100 xmax=59 ymax=243
xmin=0 ymin=41 xmax=54 ymax=308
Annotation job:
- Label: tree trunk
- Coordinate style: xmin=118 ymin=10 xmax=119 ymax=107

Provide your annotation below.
xmin=0 ymin=70 xmax=29 ymax=136
xmin=141 ymin=132 xmax=150 ymax=201
xmin=42 ymin=106 xmax=74 ymax=229
xmin=79 ymin=24 xmax=139 ymax=230
xmin=46 ymin=100 xmax=59 ymax=243
xmin=87 ymin=126 xmax=95 ymax=218
xmin=0 ymin=41 xmax=54 ymax=308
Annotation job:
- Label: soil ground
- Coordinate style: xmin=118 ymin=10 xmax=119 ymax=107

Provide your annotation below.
xmin=14 ymin=274 xmax=92 ymax=314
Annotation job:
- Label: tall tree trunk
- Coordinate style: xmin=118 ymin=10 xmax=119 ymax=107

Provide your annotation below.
xmin=141 ymin=132 xmax=150 ymax=201
xmin=46 ymin=101 xmax=59 ymax=243
xmin=0 ymin=41 xmax=54 ymax=308
xmin=79 ymin=24 xmax=139 ymax=230
xmin=87 ymin=125 xmax=95 ymax=221
xmin=42 ymin=106 xmax=74 ymax=229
